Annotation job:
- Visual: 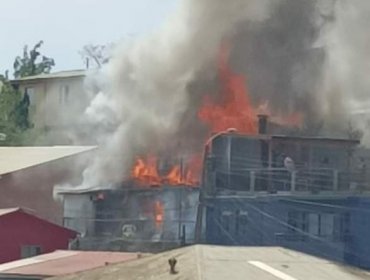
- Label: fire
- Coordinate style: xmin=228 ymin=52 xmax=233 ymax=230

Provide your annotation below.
xmin=198 ymin=43 xmax=303 ymax=134
xmin=198 ymin=42 xmax=257 ymax=134
xmin=131 ymin=156 xmax=201 ymax=187
xmin=131 ymin=156 xmax=161 ymax=186
xmin=154 ymin=201 xmax=164 ymax=229
xmin=130 ymin=42 xmax=304 ymax=188
xmin=164 ymin=165 xmax=183 ymax=185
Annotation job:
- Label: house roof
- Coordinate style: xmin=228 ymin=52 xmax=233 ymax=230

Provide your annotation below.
xmin=12 ymin=70 xmax=86 ymax=82
xmin=0 ymin=208 xmax=19 ymax=217
xmin=214 ymin=132 xmax=360 ymax=145
xmin=0 ymin=250 xmax=147 ymax=278
xmin=51 ymin=245 xmax=370 ymax=280
xmin=0 ymin=146 xmax=96 ymax=176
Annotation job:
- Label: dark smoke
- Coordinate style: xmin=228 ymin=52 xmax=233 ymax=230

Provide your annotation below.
xmin=62 ymin=0 xmax=369 ymax=190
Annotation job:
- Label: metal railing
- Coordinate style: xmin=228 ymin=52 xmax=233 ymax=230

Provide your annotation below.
xmin=207 ymin=167 xmax=369 ymax=193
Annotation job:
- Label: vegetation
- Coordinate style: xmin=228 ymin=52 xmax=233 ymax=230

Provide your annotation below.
xmin=79 ymin=44 xmax=111 ymax=68
xmin=13 ymin=40 xmax=55 ymax=78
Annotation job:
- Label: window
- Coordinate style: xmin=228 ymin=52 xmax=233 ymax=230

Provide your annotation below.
xmin=21 ymin=245 xmax=42 ymax=258
xmin=307 ymin=213 xmax=335 ymax=238
xmin=25 ymin=87 xmax=35 ymax=105
xmin=59 ymin=85 xmax=70 ymax=105
xmin=287 ymin=211 xmax=347 ymax=241
xmin=236 ymin=210 xmax=249 ymax=235
xmin=220 ymin=210 xmax=233 ymax=232
xmin=287 ymin=211 xmax=308 ymax=233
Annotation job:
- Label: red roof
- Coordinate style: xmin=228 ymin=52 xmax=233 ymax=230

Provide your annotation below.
xmin=0 ymin=207 xmax=77 ymax=236
xmin=0 ymin=250 xmax=147 ymax=277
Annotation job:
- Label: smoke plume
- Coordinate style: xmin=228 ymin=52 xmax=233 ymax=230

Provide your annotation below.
xmin=318 ymin=0 xmax=370 ymax=142
xmin=80 ymin=0 xmax=274 ymax=187
xmin=76 ymin=0 xmax=370 ymax=188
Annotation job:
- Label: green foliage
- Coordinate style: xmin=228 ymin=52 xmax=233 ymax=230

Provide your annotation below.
xmin=13 ymin=40 xmax=55 ymax=79
xmin=0 ymin=77 xmax=23 ymax=145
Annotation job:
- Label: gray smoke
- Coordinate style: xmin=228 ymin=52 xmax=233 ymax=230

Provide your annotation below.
xmin=318 ymin=0 xmax=370 ymax=143
xmin=80 ymin=0 xmax=274 ymax=187
xmin=78 ymin=0 xmax=370 ymax=188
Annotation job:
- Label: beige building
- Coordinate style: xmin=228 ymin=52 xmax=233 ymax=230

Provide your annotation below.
xmin=11 ymin=70 xmax=90 ymax=143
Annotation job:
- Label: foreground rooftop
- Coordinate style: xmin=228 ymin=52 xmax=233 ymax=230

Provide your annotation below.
xmin=0 ymin=250 xmax=147 ymax=279
xmin=53 ymin=245 xmax=370 ymax=280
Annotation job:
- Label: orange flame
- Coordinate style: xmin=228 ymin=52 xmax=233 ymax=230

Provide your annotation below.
xmin=198 ymin=42 xmax=257 ymax=134
xmin=154 ymin=201 xmax=164 ymax=229
xmin=131 ymin=156 xmax=201 ymax=187
xmin=130 ymin=42 xmax=304 ymax=188
xmin=131 ymin=156 xmax=161 ymax=186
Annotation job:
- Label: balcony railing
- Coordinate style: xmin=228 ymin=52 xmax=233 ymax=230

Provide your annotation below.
xmin=205 ymin=167 xmax=369 ymax=193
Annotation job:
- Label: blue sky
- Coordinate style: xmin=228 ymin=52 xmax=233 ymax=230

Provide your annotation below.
xmin=0 ymin=0 xmax=178 ymax=75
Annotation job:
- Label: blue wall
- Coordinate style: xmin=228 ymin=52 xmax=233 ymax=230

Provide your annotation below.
xmin=203 ymin=195 xmax=370 ymax=268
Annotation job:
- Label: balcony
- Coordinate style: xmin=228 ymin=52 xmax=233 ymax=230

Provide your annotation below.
xmin=204 ymin=167 xmax=369 ymax=195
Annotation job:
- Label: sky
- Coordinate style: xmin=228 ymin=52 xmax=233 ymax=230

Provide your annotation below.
xmin=0 ymin=0 xmax=179 ymax=76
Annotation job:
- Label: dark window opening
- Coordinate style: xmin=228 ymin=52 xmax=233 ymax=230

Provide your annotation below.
xmin=21 ymin=245 xmax=42 ymax=258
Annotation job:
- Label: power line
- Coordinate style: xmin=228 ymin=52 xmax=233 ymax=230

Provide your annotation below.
xmin=230 ymin=198 xmax=370 ymax=264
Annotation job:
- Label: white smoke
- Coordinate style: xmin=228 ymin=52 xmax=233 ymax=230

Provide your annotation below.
xmin=79 ymin=0 xmax=274 ymax=188
xmin=318 ymin=0 xmax=370 ymax=141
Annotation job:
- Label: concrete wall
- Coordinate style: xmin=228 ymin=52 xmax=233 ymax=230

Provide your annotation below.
xmin=17 ymin=76 xmax=88 ymax=131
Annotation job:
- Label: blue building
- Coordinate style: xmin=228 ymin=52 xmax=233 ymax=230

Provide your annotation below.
xmin=195 ymin=117 xmax=370 ymax=269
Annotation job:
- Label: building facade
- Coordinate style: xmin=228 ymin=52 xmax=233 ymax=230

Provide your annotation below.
xmin=59 ymin=186 xmax=199 ymax=252
xmin=11 ymin=70 xmax=91 ymax=144
xmin=196 ymin=129 xmax=370 ymax=269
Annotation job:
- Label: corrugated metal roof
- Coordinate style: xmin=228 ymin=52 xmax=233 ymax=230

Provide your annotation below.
xmin=0 ymin=250 xmax=147 ymax=277
xmin=52 ymin=245 xmax=370 ymax=280
xmin=12 ymin=70 xmax=86 ymax=82
xmin=0 ymin=146 xmax=97 ymax=175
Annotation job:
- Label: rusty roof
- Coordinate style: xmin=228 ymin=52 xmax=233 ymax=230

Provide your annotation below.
xmin=0 ymin=250 xmax=147 ymax=278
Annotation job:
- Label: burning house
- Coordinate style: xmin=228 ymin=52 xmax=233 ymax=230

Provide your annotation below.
xmin=53 ymin=0 xmax=370 ymax=270
xmin=59 ymin=172 xmax=200 ymax=253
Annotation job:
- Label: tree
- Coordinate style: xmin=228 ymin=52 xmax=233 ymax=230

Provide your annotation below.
xmin=0 ymin=76 xmax=23 ymax=144
xmin=13 ymin=40 xmax=55 ymax=78
xmin=79 ymin=44 xmax=111 ymax=69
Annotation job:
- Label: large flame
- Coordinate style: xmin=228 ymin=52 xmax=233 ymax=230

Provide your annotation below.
xmin=130 ymin=42 xmax=303 ymax=188
xmin=131 ymin=156 xmax=201 ymax=187
xmin=131 ymin=156 xmax=161 ymax=186
xmin=198 ymin=43 xmax=257 ymax=134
